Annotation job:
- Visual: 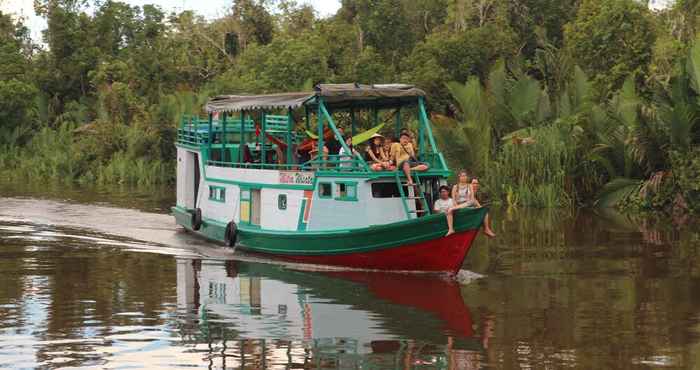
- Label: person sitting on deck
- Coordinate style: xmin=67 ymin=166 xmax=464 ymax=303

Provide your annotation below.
xmin=433 ymin=185 xmax=455 ymax=214
xmin=452 ymin=170 xmax=471 ymax=205
xmin=445 ymin=177 xmax=496 ymax=238
xmin=366 ymin=133 xmax=395 ymax=171
xmin=337 ymin=137 xmax=359 ymax=168
xmin=308 ymin=140 xmax=329 ymax=165
xmin=390 ymin=132 xmax=428 ymax=184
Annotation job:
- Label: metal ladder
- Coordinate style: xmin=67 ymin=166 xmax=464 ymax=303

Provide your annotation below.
xmin=395 ymin=172 xmax=431 ymax=219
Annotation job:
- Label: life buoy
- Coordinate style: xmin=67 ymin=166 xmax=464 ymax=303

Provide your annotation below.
xmin=224 ymin=221 xmax=238 ymax=247
xmin=192 ymin=208 xmax=203 ymax=231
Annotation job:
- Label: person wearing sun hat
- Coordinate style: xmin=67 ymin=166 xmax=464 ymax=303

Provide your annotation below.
xmin=365 ymin=133 xmax=395 ymax=171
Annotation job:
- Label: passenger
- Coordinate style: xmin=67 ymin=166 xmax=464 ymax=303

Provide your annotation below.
xmin=383 ymin=136 xmax=394 ymax=154
xmin=452 ymin=170 xmax=471 ymax=204
xmin=337 ymin=137 xmax=359 ymax=168
xmin=366 ymin=133 xmax=395 ymax=171
xmin=390 ymin=132 xmax=429 ymax=185
xmin=433 ymin=185 xmax=455 ymax=214
xmin=445 ymin=177 xmax=496 ymax=238
xmin=309 ymin=140 xmax=329 ymax=164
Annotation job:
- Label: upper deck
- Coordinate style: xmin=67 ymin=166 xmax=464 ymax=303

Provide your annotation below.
xmin=175 ymin=83 xmax=450 ymax=179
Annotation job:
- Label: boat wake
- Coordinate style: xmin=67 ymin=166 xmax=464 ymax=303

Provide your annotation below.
xmin=454 ymin=269 xmax=485 ymax=284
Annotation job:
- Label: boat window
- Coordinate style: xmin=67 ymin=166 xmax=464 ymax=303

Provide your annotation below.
xmin=318 ymin=182 xmax=332 ymax=198
xmin=335 ymin=181 xmax=358 ymax=201
xmin=209 ymin=186 xmax=226 ymax=202
xmin=278 ymin=194 xmax=287 ymax=210
xmin=371 ymin=182 xmax=401 ymax=198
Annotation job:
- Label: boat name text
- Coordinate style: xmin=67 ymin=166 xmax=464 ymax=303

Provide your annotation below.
xmin=279 ymin=171 xmax=314 ymax=185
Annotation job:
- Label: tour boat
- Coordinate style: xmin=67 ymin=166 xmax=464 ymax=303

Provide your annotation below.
xmin=172 ymin=84 xmax=487 ymax=274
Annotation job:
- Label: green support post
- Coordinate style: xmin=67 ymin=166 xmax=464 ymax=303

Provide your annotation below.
xmin=417 ymin=99 xmax=426 ymax=159
xmin=305 ymin=106 xmax=310 ymax=131
xmin=207 ymin=113 xmax=213 ymax=157
xmin=320 ymin=103 xmax=369 ymax=171
xmin=221 ymin=112 xmax=227 ymax=163
xmin=395 ymin=107 xmax=402 ymax=139
xmin=350 ymin=108 xmax=356 ymax=142
xmin=317 ymin=99 xmax=324 ymax=166
xmin=286 ymin=108 xmax=293 ymax=166
xmin=373 ymin=107 xmax=379 ymax=128
xmin=240 ymin=110 xmax=245 ymax=163
xmin=418 ymin=96 xmax=447 ymax=170
xmin=261 ymin=111 xmax=267 ymax=165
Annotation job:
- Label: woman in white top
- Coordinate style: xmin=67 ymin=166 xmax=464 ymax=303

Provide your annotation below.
xmin=337 ymin=137 xmax=358 ymax=168
xmin=445 ymin=177 xmax=496 ymax=238
xmin=452 ymin=170 xmax=471 ymax=204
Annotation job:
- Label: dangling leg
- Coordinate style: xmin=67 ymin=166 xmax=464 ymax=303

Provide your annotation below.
xmin=402 ymin=161 xmax=413 ymax=184
xmin=483 ymin=212 xmax=496 ymax=237
xmin=445 ymin=208 xmax=455 ymax=237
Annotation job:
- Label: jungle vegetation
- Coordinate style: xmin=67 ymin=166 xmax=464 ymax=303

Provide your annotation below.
xmin=0 ymin=0 xmax=699 ymax=213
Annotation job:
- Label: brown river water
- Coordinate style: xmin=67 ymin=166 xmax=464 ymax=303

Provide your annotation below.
xmin=0 ymin=181 xmax=699 ymax=369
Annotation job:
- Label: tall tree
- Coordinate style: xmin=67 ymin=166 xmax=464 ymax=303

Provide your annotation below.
xmin=564 ymin=0 xmax=656 ymax=95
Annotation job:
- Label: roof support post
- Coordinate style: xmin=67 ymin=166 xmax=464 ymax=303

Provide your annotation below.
xmin=261 ymin=111 xmax=267 ymax=166
xmin=350 ymin=108 xmax=356 ymax=144
xmin=372 ymin=106 xmax=379 ymax=128
xmin=286 ymin=108 xmax=293 ymax=167
xmin=320 ymin=103 xmax=369 ymax=171
xmin=221 ymin=112 xmax=227 ymax=163
xmin=395 ymin=107 xmax=402 ymax=139
xmin=418 ymin=96 xmax=447 ymax=170
xmin=418 ymin=107 xmax=426 ymax=159
xmin=240 ymin=110 xmax=245 ymax=163
xmin=207 ymin=112 xmax=213 ymax=158
xmin=317 ymin=99 xmax=324 ymax=166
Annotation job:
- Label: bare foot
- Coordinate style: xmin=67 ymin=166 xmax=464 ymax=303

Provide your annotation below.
xmin=445 ymin=229 xmax=455 ymax=237
xmin=484 ymin=229 xmax=496 ymax=238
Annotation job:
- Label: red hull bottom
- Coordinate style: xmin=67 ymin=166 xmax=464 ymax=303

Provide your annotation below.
xmin=266 ymin=229 xmax=479 ymax=274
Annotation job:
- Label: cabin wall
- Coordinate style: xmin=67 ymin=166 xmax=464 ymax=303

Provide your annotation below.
xmin=176 ymin=148 xmax=197 ymax=209
xmin=261 ymin=189 xmax=304 ymax=231
xmin=199 ymin=166 xmax=307 ymax=231
xmin=306 ymin=177 xmax=407 ymax=231
xmin=199 ymin=182 xmax=240 ymax=224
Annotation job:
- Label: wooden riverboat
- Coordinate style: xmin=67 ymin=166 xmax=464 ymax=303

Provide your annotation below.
xmin=172 ymin=84 xmax=487 ymax=274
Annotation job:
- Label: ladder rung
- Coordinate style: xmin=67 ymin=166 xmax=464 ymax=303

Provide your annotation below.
xmin=401 ymin=183 xmax=420 ymax=186
xmin=409 ymin=210 xmax=427 ymax=213
xmin=406 ymin=196 xmax=423 ymax=200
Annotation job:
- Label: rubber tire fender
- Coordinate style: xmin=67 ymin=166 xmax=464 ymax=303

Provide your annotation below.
xmin=192 ymin=208 xmax=203 ymax=231
xmin=225 ymin=221 xmax=238 ymax=247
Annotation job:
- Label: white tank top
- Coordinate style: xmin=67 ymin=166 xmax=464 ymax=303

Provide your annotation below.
xmin=456 ymin=184 xmax=470 ymax=204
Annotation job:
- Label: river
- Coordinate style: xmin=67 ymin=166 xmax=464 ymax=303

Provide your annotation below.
xmin=0 ymin=182 xmax=699 ymax=369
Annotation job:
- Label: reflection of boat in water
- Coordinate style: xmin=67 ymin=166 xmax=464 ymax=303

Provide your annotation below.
xmin=176 ymin=258 xmax=485 ymax=368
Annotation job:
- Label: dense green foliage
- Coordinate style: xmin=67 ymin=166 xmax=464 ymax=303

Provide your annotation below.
xmin=0 ymin=0 xmax=698 ymax=213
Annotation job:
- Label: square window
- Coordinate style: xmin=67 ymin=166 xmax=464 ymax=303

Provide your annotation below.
xmin=208 ymin=186 xmax=226 ymax=202
xmin=335 ymin=182 xmax=358 ymax=201
xmin=318 ymin=183 xmax=332 ymax=198
xmin=278 ymin=194 xmax=287 ymax=210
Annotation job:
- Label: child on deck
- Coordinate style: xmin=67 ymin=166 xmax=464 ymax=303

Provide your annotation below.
xmin=433 ymin=185 xmax=455 ymax=214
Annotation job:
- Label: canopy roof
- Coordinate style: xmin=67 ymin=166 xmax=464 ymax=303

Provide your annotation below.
xmin=204 ymin=83 xmax=426 ymax=113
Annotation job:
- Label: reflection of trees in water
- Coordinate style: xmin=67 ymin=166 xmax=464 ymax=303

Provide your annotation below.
xmin=462 ymin=208 xmax=700 ymax=369
xmin=172 ymin=333 xmax=485 ymax=369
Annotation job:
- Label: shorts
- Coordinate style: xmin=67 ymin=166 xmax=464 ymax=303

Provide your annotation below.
xmin=398 ymin=160 xmax=429 ymax=168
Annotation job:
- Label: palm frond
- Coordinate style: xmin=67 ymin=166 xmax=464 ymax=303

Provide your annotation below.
xmin=595 ymin=178 xmax=642 ymax=208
